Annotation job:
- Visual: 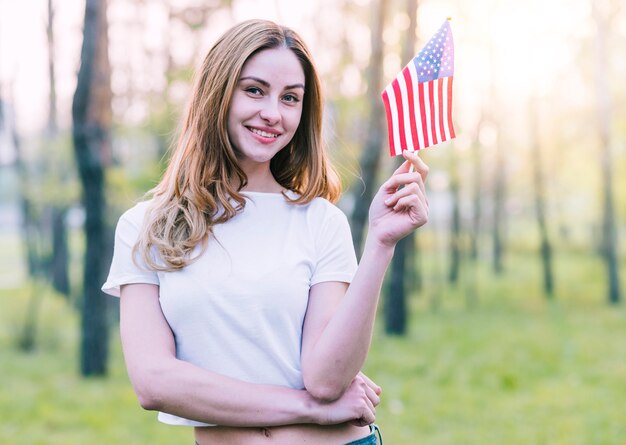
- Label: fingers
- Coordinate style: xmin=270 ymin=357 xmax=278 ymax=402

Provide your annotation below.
xmin=353 ymin=374 xmax=377 ymax=424
xmin=384 ymin=181 xmax=426 ymax=210
xmin=353 ymin=394 xmax=376 ymax=426
xmin=402 ymin=150 xmax=429 ymax=182
xmin=383 ymin=171 xmax=424 ymax=193
xmin=358 ymin=372 xmax=382 ymax=396
xmin=364 ymin=384 xmax=380 ymax=407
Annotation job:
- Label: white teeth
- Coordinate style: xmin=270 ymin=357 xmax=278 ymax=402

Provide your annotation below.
xmin=250 ymin=127 xmax=278 ymax=138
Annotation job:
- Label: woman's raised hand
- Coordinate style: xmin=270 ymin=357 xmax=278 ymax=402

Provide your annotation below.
xmin=368 ymin=150 xmax=429 ymax=247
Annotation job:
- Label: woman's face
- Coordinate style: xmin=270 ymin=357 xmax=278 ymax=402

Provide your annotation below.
xmin=227 ymin=47 xmax=305 ymax=169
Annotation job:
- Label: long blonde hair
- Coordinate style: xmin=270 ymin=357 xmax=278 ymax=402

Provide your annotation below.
xmin=136 ymin=19 xmax=341 ymax=271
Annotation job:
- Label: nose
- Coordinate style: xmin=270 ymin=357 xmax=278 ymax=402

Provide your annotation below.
xmin=259 ymin=99 xmax=281 ymax=125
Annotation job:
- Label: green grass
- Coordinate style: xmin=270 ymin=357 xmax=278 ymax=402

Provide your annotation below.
xmin=1 ymin=243 xmax=625 ymax=444
xmin=366 ymin=304 xmax=626 ymax=444
xmin=0 ymin=285 xmax=190 ymax=444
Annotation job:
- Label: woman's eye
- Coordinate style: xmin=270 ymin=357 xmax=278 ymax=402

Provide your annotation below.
xmin=283 ymin=94 xmax=300 ymax=103
xmin=245 ymin=87 xmax=263 ymax=96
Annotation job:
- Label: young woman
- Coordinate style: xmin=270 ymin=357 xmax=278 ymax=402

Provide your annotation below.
xmin=103 ymin=19 xmax=429 ymax=445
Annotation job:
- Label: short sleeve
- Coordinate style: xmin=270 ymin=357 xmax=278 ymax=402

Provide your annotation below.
xmin=101 ymin=203 xmax=159 ymax=297
xmin=311 ymin=212 xmax=358 ymax=285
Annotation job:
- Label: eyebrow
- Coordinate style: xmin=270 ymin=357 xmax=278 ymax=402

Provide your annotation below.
xmin=239 ymin=76 xmax=305 ymax=91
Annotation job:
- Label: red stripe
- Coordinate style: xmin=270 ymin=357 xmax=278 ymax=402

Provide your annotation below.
xmin=381 ymin=90 xmax=396 ymax=156
xmin=417 ymin=83 xmax=429 ymax=147
xmin=391 ymin=79 xmax=407 ymax=152
xmin=428 ymin=81 xmax=438 ymax=146
xmin=402 ymin=67 xmax=419 ymax=151
xmin=447 ymin=76 xmax=456 ymax=138
xmin=438 ymin=79 xmax=446 ymax=141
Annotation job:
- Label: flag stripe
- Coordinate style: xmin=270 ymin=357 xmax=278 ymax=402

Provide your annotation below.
xmin=387 ymin=84 xmax=401 ymax=156
xmin=428 ymin=81 xmax=438 ymax=146
xmin=418 ymin=82 xmax=429 ymax=148
xmin=398 ymin=71 xmax=411 ymax=151
xmin=381 ymin=89 xmax=396 ymax=156
xmin=408 ymin=61 xmax=425 ymax=150
xmin=447 ymin=76 xmax=456 ymax=138
xmin=437 ymin=79 xmax=446 ymax=141
xmin=441 ymin=77 xmax=450 ymax=140
xmin=402 ymin=67 xmax=418 ymax=152
xmin=433 ymin=80 xmax=442 ymax=144
xmin=391 ymin=79 xmax=407 ymax=153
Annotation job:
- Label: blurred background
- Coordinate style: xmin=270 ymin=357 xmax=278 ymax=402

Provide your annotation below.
xmin=1 ymin=0 xmax=625 ymax=443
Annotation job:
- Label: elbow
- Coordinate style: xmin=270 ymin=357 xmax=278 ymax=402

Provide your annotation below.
xmin=131 ymin=368 xmax=168 ymax=411
xmin=304 ymin=377 xmax=346 ymax=403
xmin=136 ymin=388 xmax=161 ymax=411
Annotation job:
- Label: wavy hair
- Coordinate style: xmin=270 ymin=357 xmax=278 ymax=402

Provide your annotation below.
xmin=136 ymin=19 xmax=341 ymax=271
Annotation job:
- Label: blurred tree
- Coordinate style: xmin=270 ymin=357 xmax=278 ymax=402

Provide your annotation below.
xmin=448 ymin=142 xmax=461 ymax=284
xmin=529 ymin=96 xmax=554 ymax=298
xmin=1 ymin=87 xmax=46 ymax=351
xmin=46 ymin=0 xmax=71 ymax=297
xmin=469 ymin=113 xmax=484 ymax=261
xmin=72 ymin=0 xmax=113 ymax=376
xmin=385 ymin=0 xmax=418 ymax=336
xmin=350 ymin=0 xmax=389 ymax=256
xmin=488 ymin=17 xmax=506 ymax=275
xmin=592 ymin=0 xmax=621 ymax=305
xmin=466 ymin=116 xmax=484 ymax=307
xmin=46 ymin=0 xmax=57 ymax=137
xmin=491 ymin=134 xmax=505 ymax=276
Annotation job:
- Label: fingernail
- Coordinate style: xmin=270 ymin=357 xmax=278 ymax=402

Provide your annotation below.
xmin=384 ymin=198 xmax=391 ymax=205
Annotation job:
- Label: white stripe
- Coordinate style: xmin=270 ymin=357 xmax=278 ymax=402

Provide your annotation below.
xmin=398 ymin=70 xmax=413 ymax=153
xmin=423 ymin=81 xmax=432 ymax=147
xmin=407 ymin=62 xmax=424 ymax=150
xmin=385 ymin=84 xmax=402 ymax=156
xmin=442 ymin=77 xmax=451 ymax=140
xmin=433 ymin=79 xmax=443 ymax=143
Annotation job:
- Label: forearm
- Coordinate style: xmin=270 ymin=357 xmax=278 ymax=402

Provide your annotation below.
xmin=303 ymin=236 xmax=394 ymax=398
xmin=304 ymin=151 xmax=429 ymax=399
xmin=133 ymin=356 xmax=319 ymax=427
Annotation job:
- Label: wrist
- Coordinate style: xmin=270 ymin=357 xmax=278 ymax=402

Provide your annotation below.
xmin=363 ymin=235 xmax=396 ymax=259
xmin=300 ymin=390 xmax=326 ymax=424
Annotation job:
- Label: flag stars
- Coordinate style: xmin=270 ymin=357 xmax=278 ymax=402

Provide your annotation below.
xmin=410 ymin=21 xmax=453 ymax=82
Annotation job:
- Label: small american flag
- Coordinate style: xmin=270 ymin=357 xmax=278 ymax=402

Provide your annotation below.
xmin=382 ymin=19 xmax=456 ymax=156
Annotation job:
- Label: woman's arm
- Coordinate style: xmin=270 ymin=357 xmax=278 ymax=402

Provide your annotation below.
xmin=301 ymin=151 xmax=429 ymax=401
xmin=120 ymin=283 xmax=378 ymax=427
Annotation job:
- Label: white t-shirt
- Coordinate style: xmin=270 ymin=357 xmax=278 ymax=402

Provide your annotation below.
xmin=102 ymin=191 xmax=358 ymax=426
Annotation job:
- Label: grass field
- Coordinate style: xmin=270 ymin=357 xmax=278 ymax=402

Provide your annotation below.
xmin=1 ymin=240 xmax=626 ymax=444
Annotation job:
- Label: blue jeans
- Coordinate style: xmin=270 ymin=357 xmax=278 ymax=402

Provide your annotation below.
xmin=344 ymin=424 xmax=383 ymax=445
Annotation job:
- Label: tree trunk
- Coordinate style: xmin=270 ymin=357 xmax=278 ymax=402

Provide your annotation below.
xmin=1 ymin=94 xmax=41 ymax=279
xmin=384 ymin=0 xmax=418 ymax=336
xmin=18 ymin=280 xmax=47 ymax=351
xmin=72 ymin=0 xmax=112 ymax=376
xmin=350 ymin=0 xmax=389 ymax=257
xmin=469 ymin=116 xmax=484 ymax=261
xmin=448 ymin=144 xmax=461 ymax=284
xmin=465 ymin=119 xmax=483 ymax=307
xmin=47 ymin=0 xmax=70 ymax=297
xmin=529 ymin=97 xmax=554 ymax=298
xmin=1 ymin=90 xmax=47 ymax=351
xmin=487 ymin=13 xmax=506 ymax=275
xmin=592 ymin=1 xmax=621 ymax=304
xmin=47 ymin=0 xmax=58 ymax=136
xmin=51 ymin=206 xmax=70 ymax=296
xmin=492 ymin=124 xmax=505 ymax=275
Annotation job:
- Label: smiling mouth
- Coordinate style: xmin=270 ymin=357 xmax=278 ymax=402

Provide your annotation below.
xmin=248 ymin=127 xmax=280 ymax=138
